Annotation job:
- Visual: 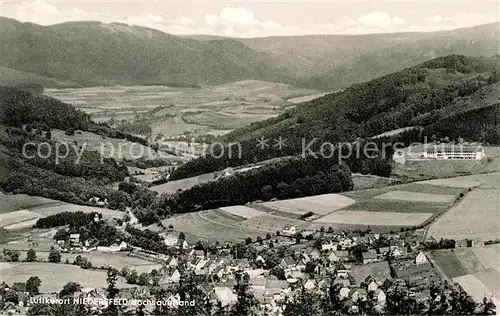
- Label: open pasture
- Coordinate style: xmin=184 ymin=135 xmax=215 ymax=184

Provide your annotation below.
xmin=0 ymin=210 xmax=40 ymax=227
xmin=427 ymin=188 xmax=500 ymax=241
xmin=0 ymin=262 xmax=131 ymax=293
xmin=30 ymin=204 xmax=125 ymax=219
xmin=219 ymin=205 xmax=268 ymax=219
xmin=261 ymin=194 xmax=356 ymax=216
xmin=453 ymin=274 xmax=494 ymax=302
xmin=38 ymin=251 xmax=160 ymax=271
xmin=314 ymin=210 xmax=433 ymax=226
xmin=239 ymin=214 xmax=303 ymax=233
xmin=419 ymin=171 xmax=500 ymax=189
xmin=341 ymin=199 xmax=446 ymax=214
xmin=0 ymin=193 xmax=60 ymax=214
xmin=374 ymin=191 xmax=456 ymax=203
xmin=160 ymin=211 xmax=264 ymax=242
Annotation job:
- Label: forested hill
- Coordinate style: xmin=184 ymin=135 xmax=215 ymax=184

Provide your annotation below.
xmin=0 ymin=16 xmax=497 ymax=90
xmin=226 ymin=55 xmax=500 ymax=143
xmin=170 ymin=55 xmax=500 ymax=180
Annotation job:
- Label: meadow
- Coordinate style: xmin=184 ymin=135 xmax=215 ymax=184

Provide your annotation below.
xmin=0 ymin=262 xmax=132 ymax=293
xmin=426 ymin=188 xmax=500 ymax=241
xmin=150 ymin=173 xmax=480 ymax=241
xmin=0 ymin=194 xmax=125 ymax=232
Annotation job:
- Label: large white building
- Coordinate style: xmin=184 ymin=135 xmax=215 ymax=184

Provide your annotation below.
xmin=423 ymin=145 xmax=485 ymax=160
xmin=403 ymin=144 xmax=486 ymax=161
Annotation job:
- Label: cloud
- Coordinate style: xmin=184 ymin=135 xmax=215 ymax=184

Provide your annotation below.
xmin=203 ymin=7 xmax=282 ymax=36
xmin=358 ymin=11 xmax=405 ymax=29
xmin=429 ymin=15 xmax=446 ymax=22
xmin=6 ymin=0 xmax=105 ymax=25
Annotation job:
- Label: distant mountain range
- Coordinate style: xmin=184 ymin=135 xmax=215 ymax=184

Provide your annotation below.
xmin=0 ymin=16 xmax=498 ymax=90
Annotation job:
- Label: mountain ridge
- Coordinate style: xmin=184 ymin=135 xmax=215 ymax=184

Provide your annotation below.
xmin=0 ymin=17 xmax=498 ymax=90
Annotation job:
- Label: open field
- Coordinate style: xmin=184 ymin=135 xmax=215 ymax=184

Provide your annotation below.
xmin=0 ymin=210 xmax=40 ymax=227
xmin=151 ymin=165 xmax=262 ymax=194
xmin=260 ymin=194 xmax=356 ymax=216
xmin=352 ymin=174 xmax=398 ymax=190
xmin=341 ymin=200 xmax=447 ymax=214
xmin=0 ymin=262 xmax=131 ymax=293
xmin=0 ymin=193 xmax=60 ymax=214
xmin=313 ymin=210 xmax=433 ymax=226
xmin=427 ymin=188 xmax=500 ymax=241
xmin=219 ymin=206 xmax=268 ymax=219
xmin=150 ymin=172 xmax=497 ymax=242
xmin=39 ymin=251 xmax=160 ymax=271
xmin=0 ymin=202 xmax=125 ymax=232
xmin=420 ymin=171 xmax=500 ymax=189
xmin=373 ymin=191 xmax=456 ymax=203
xmin=159 ymin=211 xmax=265 ymax=243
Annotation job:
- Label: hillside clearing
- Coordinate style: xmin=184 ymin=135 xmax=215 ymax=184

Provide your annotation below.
xmin=314 ymin=210 xmax=433 ymax=226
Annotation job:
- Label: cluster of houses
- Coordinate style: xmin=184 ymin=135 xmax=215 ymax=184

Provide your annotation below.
xmin=55 ymin=232 xmax=128 ymax=254
xmin=0 ymin=220 xmax=450 ymax=315
xmin=129 ymin=226 xmax=436 ymax=315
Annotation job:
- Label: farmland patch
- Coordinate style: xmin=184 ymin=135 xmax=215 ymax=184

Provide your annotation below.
xmin=374 ymin=191 xmax=456 ymax=203
xmin=219 ymin=206 xmax=268 ymax=219
xmin=261 ymin=194 xmax=356 ymax=216
xmin=0 ymin=210 xmax=40 ymax=227
xmin=427 ymin=188 xmax=500 ymax=241
xmin=314 ymin=210 xmax=432 ymax=226
xmin=0 ymin=263 xmax=131 ymax=293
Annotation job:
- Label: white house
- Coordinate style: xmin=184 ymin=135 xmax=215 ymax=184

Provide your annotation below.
xmin=214 ymin=286 xmax=238 ymax=307
xmin=374 ymin=289 xmax=386 ymax=306
xmin=339 ymin=287 xmax=351 ymax=300
xmin=163 ymin=268 xmax=181 ymax=283
xmin=367 ymin=280 xmax=379 ymax=292
xmin=415 ymin=252 xmax=428 ymax=265
xmin=165 ymin=256 xmax=178 ymax=267
xmin=282 ymin=225 xmax=297 ymax=236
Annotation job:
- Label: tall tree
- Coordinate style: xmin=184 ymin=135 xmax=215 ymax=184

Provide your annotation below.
xmin=232 ymin=271 xmax=258 ymax=316
xmin=105 ymin=268 xmax=120 ymax=316
xmin=26 ymin=276 xmax=42 ymax=296
xmin=26 ymin=249 xmax=37 ymax=262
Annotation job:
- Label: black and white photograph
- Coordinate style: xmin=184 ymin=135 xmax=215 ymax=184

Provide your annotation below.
xmin=0 ymin=0 xmax=499 ymax=314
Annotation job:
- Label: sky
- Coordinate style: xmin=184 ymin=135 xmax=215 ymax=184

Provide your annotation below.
xmin=0 ymin=0 xmax=498 ymax=37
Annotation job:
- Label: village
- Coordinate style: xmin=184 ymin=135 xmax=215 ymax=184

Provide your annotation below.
xmin=3 ymin=213 xmax=492 ymax=316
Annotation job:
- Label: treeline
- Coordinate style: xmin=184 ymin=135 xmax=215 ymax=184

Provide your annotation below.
xmin=169 ymin=139 xmax=392 ymax=182
xmin=0 ymin=86 xmax=152 ymax=148
xmin=34 ymin=212 xmax=100 ymax=229
xmin=0 ymin=154 xmax=114 ymax=205
xmin=34 ymin=211 xmax=122 ymax=247
xmin=0 ymin=86 xmax=90 ymax=130
xmin=160 ymin=157 xmax=353 ymax=213
xmin=115 ymin=121 xmax=152 ymax=137
xmin=125 ymin=226 xmax=171 ymax=254
xmin=424 ymin=104 xmax=500 ymax=144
